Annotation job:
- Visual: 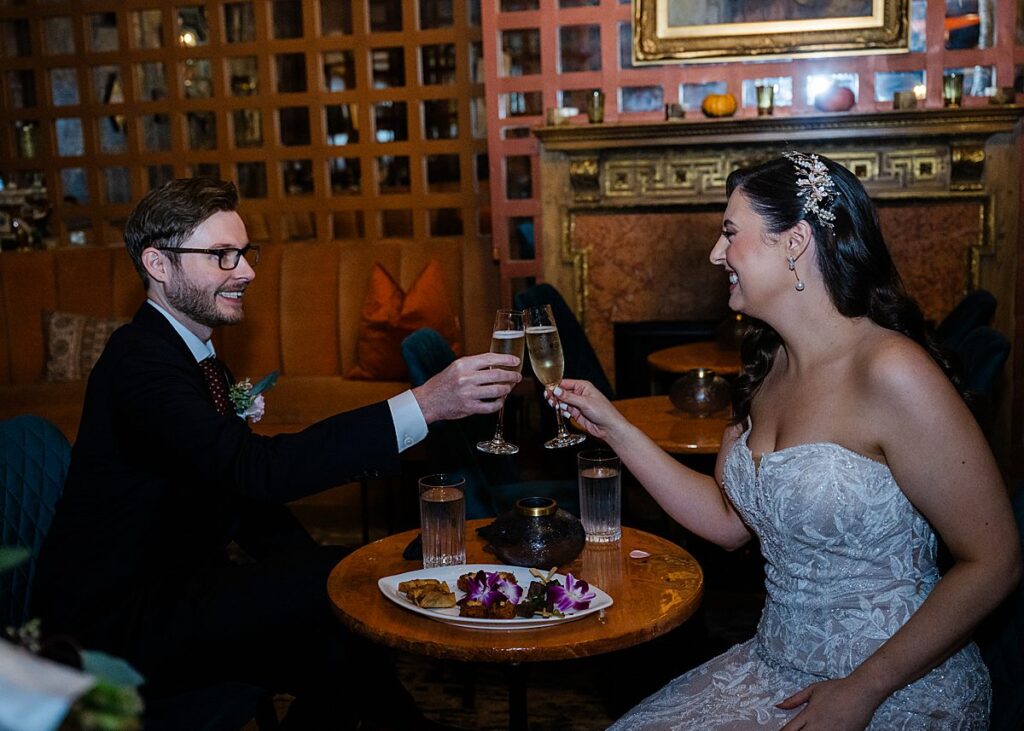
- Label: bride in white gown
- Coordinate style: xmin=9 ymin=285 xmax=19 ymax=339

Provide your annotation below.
xmin=550 ymin=153 xmax=1020 ymax=730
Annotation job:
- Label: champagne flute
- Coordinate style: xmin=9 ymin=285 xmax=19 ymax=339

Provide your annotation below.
xmin=524 ymin=304 xmax=586 ymax=449
xmin=477 ymin=309 xmax=525 ymax=455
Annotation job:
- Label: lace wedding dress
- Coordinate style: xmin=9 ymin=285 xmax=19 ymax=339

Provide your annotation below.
xmin=610 ymin=429 xmax=990 ymax=730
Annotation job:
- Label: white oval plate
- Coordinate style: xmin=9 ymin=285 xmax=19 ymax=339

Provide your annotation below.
xmin=378 ymin=564 xmax=613 ymax=630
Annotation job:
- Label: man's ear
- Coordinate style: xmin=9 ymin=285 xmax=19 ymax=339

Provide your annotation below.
xmin=786 ymin=220 xmax=813 ymax=261
xmin=141 ymin=246 xmax=169 ymax=284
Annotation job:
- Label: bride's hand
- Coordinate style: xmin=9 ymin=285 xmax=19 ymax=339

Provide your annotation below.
xmin=546 ymin=378 xmax=624 ymax=442
xmin=777 ymin=677 xmax=882 ymax=731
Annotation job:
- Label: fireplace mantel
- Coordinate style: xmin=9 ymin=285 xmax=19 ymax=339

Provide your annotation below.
xmin=535 ymin=106 xmax=1024 ymax=150
xmin=534 ymin=106 xmax=1024 ymax=470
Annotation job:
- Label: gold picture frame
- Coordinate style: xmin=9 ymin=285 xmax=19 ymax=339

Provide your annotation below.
xmin=634 ymin=0 xmax=909 ymax=64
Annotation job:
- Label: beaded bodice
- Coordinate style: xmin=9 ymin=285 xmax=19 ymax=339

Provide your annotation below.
xmin=723 ymin=430 xmax=940 ymax=677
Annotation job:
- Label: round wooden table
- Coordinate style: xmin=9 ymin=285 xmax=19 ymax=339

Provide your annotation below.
xmin=647 ymin=340 xmax=742 ymax=377
xmin=614 ymin=395 xmax=729 ymax=455
xmin=328 ymin=521 xmax=703 ymax=729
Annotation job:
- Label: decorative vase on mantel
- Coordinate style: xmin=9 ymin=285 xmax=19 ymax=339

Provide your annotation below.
xmin=670 ymin=368 xmax=731 ymax=418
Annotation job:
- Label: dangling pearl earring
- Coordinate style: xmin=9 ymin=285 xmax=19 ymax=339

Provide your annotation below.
xmin=787 ymin=255 xmax=805 ymax=291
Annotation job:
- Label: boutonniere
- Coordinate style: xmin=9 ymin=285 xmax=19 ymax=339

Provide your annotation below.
xmin=229 ymin=371 xmax=278 ymax=423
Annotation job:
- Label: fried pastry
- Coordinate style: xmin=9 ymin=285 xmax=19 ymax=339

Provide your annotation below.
xmin=399 ymin=578 xmax=443 ymax=593
xmin=458 ymin=600 xmax=488 ymax=618
xmin=488 ymin=600 xmax=517 ymax=619
xmin=399 ymin=578 xmax=456 ymax=608
xmin=415 ymin=587 xmax=457 ymax=608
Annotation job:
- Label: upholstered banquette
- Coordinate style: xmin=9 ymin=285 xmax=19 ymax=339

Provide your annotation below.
xmin=0 ymin=240 xmax=464 ymax=441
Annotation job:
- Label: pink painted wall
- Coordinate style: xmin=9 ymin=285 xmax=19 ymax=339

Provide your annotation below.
xmin=482 ymin=0 xmax=1024 ymax=303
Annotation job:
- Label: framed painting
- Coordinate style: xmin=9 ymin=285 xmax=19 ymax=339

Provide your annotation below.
xmin=634 ymin=0 xmax=909 ymax=63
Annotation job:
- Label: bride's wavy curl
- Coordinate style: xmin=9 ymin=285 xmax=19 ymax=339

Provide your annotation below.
xmin=728 ymin=153 xmax=956 ymax=425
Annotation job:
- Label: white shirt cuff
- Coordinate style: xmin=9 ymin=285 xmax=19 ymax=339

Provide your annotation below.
xmin=388 ymin=389 xmax=428 ymax=453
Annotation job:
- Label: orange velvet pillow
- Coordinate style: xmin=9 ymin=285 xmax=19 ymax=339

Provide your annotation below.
xmin=346 ymin=259 xmax=462 ymax=380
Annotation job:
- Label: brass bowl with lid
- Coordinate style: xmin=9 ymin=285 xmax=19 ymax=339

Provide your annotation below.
xmin=476 ymin=497 xmax=585 ymax=569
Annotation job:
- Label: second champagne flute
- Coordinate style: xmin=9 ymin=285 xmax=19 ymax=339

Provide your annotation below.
xmin=477 ymin=309 xmax=525 ymax=454
xmin=524 ymin=304 xmax=586 ymax=449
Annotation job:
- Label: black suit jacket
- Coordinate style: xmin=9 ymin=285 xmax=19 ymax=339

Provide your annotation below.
xmin=35 ymin=303 xmax=401 ymax=631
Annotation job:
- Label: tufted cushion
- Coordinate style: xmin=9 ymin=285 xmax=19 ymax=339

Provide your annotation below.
xmin=43 ymin=310 xmax=127 ymax=382
xmin=0 ymin=415 xmax=71 ymax=627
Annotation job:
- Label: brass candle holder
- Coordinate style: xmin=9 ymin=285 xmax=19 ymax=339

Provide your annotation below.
xmin=587 ymin=90 xmax=605 ymax=123
xmin=943 ymin=73 xmax=964 ymax=108
xmin=755 ymin=84 xmax=775 ymax=116
xmin=893 ymin=90 xmax=917 ymax=110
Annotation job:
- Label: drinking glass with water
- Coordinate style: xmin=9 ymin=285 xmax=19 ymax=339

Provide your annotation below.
xmin=418 ymin=474 xmax=467 ymax=568
xmin=577 ymin=450 xmax=621 ymax=543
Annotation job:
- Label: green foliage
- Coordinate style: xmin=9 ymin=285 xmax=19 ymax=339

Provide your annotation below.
xmin=2 ymin=619 xmax=145 ymax=731
xmin=66 ymin=681 xmax=144 ymax=731
xmin=1 ymin=547 xmax=144 ymax=730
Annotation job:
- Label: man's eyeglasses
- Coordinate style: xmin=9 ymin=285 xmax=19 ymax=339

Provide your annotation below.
xmin=155 ymin=244 xmax=260 ymax=271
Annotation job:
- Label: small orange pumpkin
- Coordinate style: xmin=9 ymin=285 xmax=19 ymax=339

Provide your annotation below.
xmin=701 ymin=93 xmax=737 ymax=118
xmin=814 ymin=85 xmax=855 ymax=112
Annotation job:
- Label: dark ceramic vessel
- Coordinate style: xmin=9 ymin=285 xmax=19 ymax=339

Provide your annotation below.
xmin=477 ymin=497 xmax=585 ymax=569
xmin=670 ymin=368 xmax=731 ymax=418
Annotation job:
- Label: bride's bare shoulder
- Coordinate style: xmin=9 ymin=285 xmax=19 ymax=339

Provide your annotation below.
xmin=856 ymin=328 xmax=956 ymax=403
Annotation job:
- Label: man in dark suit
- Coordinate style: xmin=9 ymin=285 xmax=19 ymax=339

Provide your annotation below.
xmin=33 ymin=178 xmax=519 ymax=730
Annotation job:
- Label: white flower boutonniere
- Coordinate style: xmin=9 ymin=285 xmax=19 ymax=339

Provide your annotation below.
xmin=229 ymin=371 xmax=278 ymax=423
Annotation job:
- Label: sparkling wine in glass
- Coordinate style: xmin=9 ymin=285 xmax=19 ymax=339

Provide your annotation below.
xmin=477 ymin=309 xmax=525 ymax=455
xmin=524 ymin=304 xmax=586 ymax=449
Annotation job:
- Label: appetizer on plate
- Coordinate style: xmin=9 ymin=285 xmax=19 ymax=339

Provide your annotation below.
xmin=398 ymin=578 xmax=457 ymax=608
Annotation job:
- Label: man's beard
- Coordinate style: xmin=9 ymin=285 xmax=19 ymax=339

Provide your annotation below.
xmin=166 ymin=272 xmax=242 ymax=328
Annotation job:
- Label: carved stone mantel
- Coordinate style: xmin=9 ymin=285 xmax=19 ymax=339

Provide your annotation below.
xmin=536 ymin=107 xmax=1024 ymax=212
xmin=534 ymin=106 xmax=1024 ymax=470
xmin=536 ymin=107 xmax=1024 ymax=150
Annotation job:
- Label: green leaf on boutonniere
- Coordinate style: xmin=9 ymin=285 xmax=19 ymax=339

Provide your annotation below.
xmin=250 ymin=370 xmax=279 ymax=396
xmin=81 ymin=650 xmax=146 ymax=688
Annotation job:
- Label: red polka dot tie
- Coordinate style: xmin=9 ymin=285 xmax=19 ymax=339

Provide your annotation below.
xmin=198 ymin=356 xmax=232 ymax=416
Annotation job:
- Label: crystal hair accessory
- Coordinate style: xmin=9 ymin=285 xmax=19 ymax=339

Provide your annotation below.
xmin=229 ymin=370 xmax=278 ymax=423
xmin=782 ymin=151 xmax=837 ymax=230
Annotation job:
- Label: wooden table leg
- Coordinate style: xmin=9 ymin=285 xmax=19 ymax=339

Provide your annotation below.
xmin=508 ymin=663 xmax=529 ymax=731
xmin=360 ymin=477 xmax=369 ymax=545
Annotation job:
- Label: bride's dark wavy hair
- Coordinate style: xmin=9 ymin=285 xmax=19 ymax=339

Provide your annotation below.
xmin=728 ymin=153 xmax=956 ymax=424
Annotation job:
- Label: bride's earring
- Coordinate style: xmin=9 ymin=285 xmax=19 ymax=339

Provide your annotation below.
xmin=787 ymin=256 xmax=805 ymax=292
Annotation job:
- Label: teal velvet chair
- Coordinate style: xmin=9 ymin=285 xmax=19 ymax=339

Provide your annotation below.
xmin=936 ymin=288 xmax=996 ymax=351
xmin=0 ymin=415 xmax=279 ymax=731
xmin=0 ymin=414 xmax=71 ymax=628
xmin=956 ymin=326 xmax=1010 ymax=437
xmin=979 ymin=485 xmax=1024 ymax=731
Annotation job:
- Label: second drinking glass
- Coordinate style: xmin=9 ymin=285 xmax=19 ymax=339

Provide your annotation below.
xmin=477 ymin=309 xmax=525 ymax=454
xmin=524 ymin=304 xmax=586 ymax=449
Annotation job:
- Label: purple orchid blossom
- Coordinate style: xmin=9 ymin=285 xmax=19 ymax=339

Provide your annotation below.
xmin=488 ymin=572 xmax=524 ymax=605
xmin=459 ymin=571 xmax=493 ymax=606
xmin=459 ymin=570 xmax=513 ymax=608
xmin=547 ymin=573 xmax=595 ymax=613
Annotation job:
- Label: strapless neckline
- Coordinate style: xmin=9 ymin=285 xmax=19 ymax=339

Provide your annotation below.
xmin=737 ymin=428 xmax=890 ymax=479
xmin=610 ymin=423 xmax=989 ymax=731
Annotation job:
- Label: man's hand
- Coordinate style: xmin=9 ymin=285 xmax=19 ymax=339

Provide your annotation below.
xmin=412 ymin=353 xmax=521 ymax=424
